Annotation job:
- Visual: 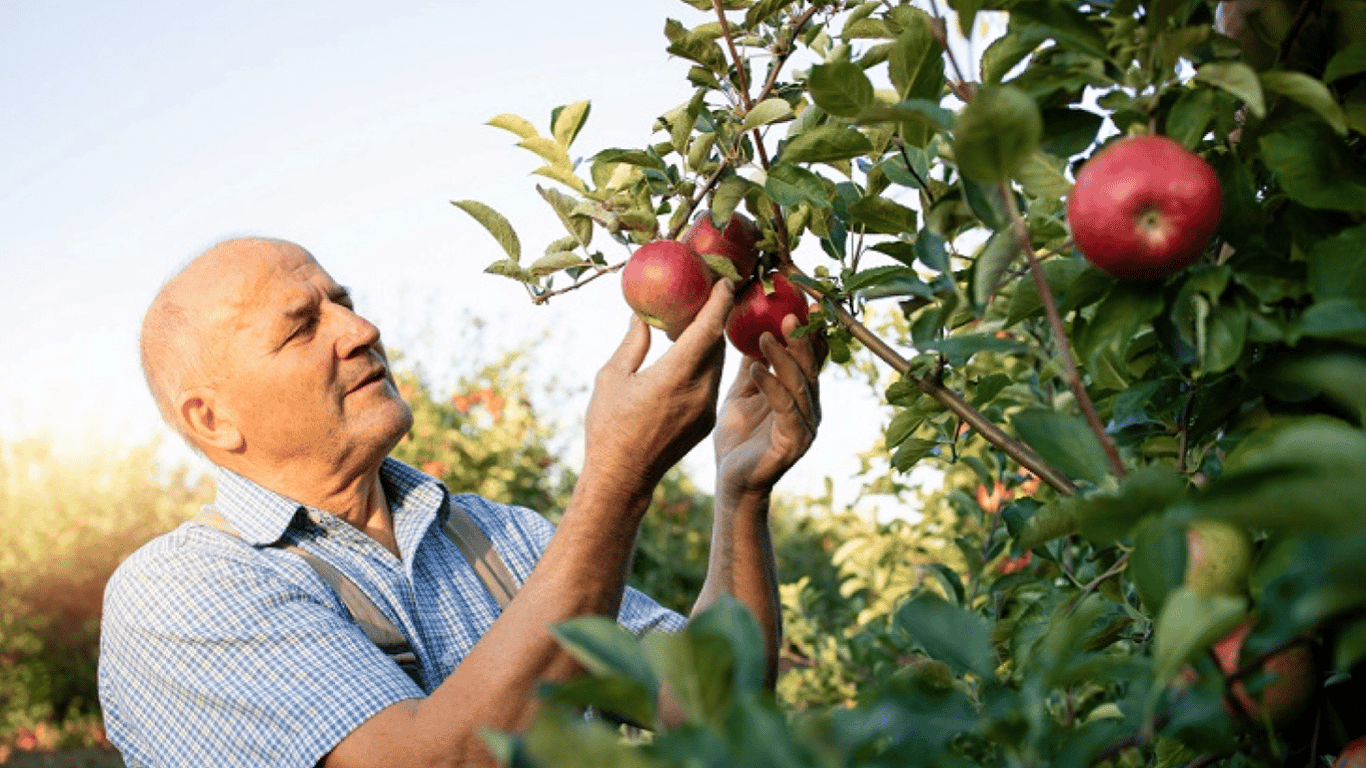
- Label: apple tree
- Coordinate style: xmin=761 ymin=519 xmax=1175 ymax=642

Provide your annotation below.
xmin=457 ymin=0 xmax=1366 ymax=765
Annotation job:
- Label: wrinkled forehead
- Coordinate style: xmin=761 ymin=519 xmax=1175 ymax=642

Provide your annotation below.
xmin=199 ymin=241 xmax=333 ymax=321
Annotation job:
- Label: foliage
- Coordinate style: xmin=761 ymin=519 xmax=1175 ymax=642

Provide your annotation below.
xmin=463 ymin=0 xmax=1366 ymax=764
xmin=0 ymin=438 xmax=210 ymax=758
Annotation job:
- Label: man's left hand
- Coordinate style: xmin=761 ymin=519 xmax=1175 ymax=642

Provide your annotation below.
xmin=714 ymin=309 xmax=825 ymax=501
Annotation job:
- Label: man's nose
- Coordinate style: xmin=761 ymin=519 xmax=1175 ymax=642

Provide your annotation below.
xmin=332 ymin=304 xmax=382 ymax=357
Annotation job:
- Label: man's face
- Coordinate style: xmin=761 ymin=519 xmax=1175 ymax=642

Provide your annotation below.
xmin=198 ymin=241 xmax=413 ymax=472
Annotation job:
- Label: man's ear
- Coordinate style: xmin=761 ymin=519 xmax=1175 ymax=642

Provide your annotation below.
xmin=177 ymin=388 xmax=244 ymax=453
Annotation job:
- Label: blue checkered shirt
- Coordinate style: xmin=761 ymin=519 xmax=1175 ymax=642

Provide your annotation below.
xmin=98 ymin=458 xmax=685 ymax=767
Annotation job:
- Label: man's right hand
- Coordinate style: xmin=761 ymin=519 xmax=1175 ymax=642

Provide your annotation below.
xmin=582 ymin=278 xmax=735 ymax=497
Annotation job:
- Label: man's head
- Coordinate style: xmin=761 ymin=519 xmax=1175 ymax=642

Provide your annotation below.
xmin=141 ymin=237 xmax=413 ymax=479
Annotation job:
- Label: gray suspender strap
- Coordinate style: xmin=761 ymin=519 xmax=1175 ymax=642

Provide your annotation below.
xmin=443 ymin=503 xmax=518 ymax=609
xmin=193 ymin=503 xmax=520 ymax=679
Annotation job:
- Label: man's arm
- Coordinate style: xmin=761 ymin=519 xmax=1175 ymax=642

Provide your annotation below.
xmin=322 ymin=280 xmax=736 ymax=768
xmin=686 ymin=310 xmax=824 ymax=697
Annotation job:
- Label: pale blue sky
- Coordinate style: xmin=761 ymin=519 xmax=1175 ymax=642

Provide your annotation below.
xmin=1 ymin=2 xmax=983 ymax=508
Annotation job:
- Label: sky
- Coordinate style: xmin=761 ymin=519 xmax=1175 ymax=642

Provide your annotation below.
xmin=0 ymin=1 xmax=986 ymax=513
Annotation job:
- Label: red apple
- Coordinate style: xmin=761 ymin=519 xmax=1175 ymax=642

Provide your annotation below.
xmin=1066 ymin=135 xmax=1223 ymax=281
xmin=1335 ymin=736 xmax=1366 ymax=768
xmin=726 ymin=272 xmax=809 ymax=359
xmin=682 ymin=211 xmax=762 ymax=279
xmin=1212 ymin=618 xmax=1316 ymax=726
xmin=621 ymin=240 xmax=718 ymax=339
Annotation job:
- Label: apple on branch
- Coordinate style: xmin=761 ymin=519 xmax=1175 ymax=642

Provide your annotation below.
xmin=621 ymin=239 xmax=719 ymax=340
xmin=1066 ymin=135 xmax=1224 ymax=281
xmin=682 ymin=210 xmax=762 ymax=280
xmin=727 ymin=272 xmax=809 ymax=360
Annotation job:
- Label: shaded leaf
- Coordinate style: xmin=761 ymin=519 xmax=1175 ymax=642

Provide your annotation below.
xmin=895 ymin=592 xmax=995 ymax=677
xmin=1194 ymin=61 xmax=1266 ymax=117
xmin=808 ymin=61 xmax=875 ymax=117
xmin=953 ymin=85 xmax=1043 ymax=182
xmin=454 ymin=200 xmax=522 ymax=262
xmin=779 ymin=125 xmax=875 ymax=164
xmin=1260 ymin=71 xmax=1349 ymax=135
xmin=1012 ymin=408 xmax=1113 ymax=485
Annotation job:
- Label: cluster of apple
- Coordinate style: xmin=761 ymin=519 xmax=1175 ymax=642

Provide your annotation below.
xmin=1067 ymin=134 xmax=1224 ymax=281
xmin=622 ymin=211 xmax=809 ymax=358
xmin=1181 ymin=520 xmax=1317 ymax=729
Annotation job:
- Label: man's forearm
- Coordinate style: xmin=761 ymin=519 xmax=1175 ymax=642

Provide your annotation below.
xmin=692 ymin=488 xmax=782 ymax=688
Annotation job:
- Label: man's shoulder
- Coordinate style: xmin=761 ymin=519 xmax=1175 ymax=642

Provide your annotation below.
xmin=102 ymin=519 xmax=296 ymax=627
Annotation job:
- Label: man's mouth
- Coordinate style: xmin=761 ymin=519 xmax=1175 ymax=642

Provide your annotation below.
xmin=350 ymin=366 xmax=388 ymax=394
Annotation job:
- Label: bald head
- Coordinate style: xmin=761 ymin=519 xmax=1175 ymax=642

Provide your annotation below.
xmin=140 ymin=237 xmax=304 ymax=441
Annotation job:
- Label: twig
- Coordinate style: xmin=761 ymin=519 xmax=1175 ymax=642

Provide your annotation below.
xmin=712 ymin=0 xmax=791 ymax=261
xmin=784 ymin=262 xmax=1079 ymax=495
xmin=755 ymin=6 xmax=822 ymax=103
xmin=1276 ymin=0 xmax=1320 ymax=67
xmin=898 ymin=142 xmax=937 ymax=204
xmin=531 ymin=263 xmax=624 ymax=305
xmin=668 ymin=165 xmax=730 ymax=240
xmin=1176 ymin=378 xmax=1200 ymax=474
xmin=1002 ymin=185 xmax=1128 ymax=480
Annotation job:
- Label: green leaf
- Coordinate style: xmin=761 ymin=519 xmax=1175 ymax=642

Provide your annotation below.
xmin=856 ymin=98 xmax=954 ymax=131
xmin=486 ymin=113 xmax=539 ymax=140
xmin=1079 ymin=465 xmax=1189 ymax=545
xmin=741 ymin=97 xmax=796 ymax=132
xmin=846 ymin=195 xmax=918 ymax=235
xmin=808 ymin=61 xmax=875 ymax=118
xmin=953 ymin=85 xmax=1043 ymax=183
xmin=845 ymin=265 xmax=919 ymax=293
xmin=1130 ymin=515 xmax=1188 ymax=615
xmin=1275 ymin=353 xmax=1366 ymax=424
xmin=891 ymin=438 xmax=939 ymax=471
xmin=1016 ymin=499 xmax=1083 ymax=554
xmin=1194 ymin=61 xmax=1266 ymax=118
xmin=664 ymin=18 xmax=728 ymax=70
xmin=453 ymin=200 xmax=522 ymax=262
xmin=1324 ymin=37 xmax=1366 ymax=83
xmin=778 ymin=125 xmax=875 ymax=164
xmin=1150 ymin=586 xmax=1246 ymax=689
xmin=1008 ymin=0 xmax=1108 ymax=59
xmin=528 ymin=251 xmax=593 ymax=278
xmin=1011 ymin=408 xmax=1113 ymax=485
xmin=591 ymin=148 xmax=665 ymax=170
xmin=1040 ymin=107 xmax=1104 ymax=157
xmin=1307 ymin=223 xmax=1366 ymax=302
xmin=482 ymin=258 xmax=528 ymax=282
xmin=764 ymin=163 xmax=831 ymax=208
xmin=1258 ymin=112 xmax=1366 ymax=212
xmin=701 ymin=254 xmax=742 ymax=281
xmin=887 ymin=8 xmax=945 ymax=101
xmin=981 ymin=26 xmax=1048 ymax=86
xmin=885 ymin=407 xmax=926 ymax=449
xmin=641 ymin=630 xmax=734 ymax=726
xmin=552 ymin=616 xmax=658 ymax=692
xmin=972 ymin=228 xmax=1021 ymax=307
xmin=1260 ymin=71 xmax=1349 ymax=136
xmin=710 ymin=173 xmax=757 ymax=233
xmin=1166 ymin=86 xmax=1218 ymax=148
xmin=1296 ymin=299 xmax=1366 ymax=344
xmin=1014 ymin=150 xmax=1073 ymax=198
xmin=517 ymin=136 xmax=574 ymax=169
xmin=551 ymin=100 xmax=592 ymax=147
xmin=895 ymin=592 xmax=995 ymax=677
xmin=687 ymin=595 xmax=769 ymax=694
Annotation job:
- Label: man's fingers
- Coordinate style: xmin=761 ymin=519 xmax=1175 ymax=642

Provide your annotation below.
xmin=602 ymin=313 xmax=652 ymax=378
xmin=665 ymin=279 xmax=734 ymax=372
xmin=757 ymin=331 xmax=819 ymax=429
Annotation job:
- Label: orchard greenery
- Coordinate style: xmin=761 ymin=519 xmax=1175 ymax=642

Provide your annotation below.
xmin=458 ymin=0 xmax=1366 ymax=765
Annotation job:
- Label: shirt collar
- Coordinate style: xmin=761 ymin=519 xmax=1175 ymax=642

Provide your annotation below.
xmin=207 ymin=457 xmax=448 ymax=547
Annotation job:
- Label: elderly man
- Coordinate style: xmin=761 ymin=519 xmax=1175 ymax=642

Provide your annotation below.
xmin=98 ymin=237 xmax=823 ymax=767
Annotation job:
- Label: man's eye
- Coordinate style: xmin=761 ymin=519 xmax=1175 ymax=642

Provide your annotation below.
xmin=291 ymin=315 xmax=318 ymax=341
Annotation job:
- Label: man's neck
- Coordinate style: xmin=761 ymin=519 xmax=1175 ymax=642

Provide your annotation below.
xmin=218 ymin=452 xmax=403 ymax=559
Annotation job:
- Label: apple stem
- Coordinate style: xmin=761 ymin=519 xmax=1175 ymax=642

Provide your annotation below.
xmin=785 ymin=264 xmax=1079 ymax=495
xmin=1001 ymin=183 xmax=1129 ymax=480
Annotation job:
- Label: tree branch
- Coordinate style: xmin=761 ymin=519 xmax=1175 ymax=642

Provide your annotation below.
xmin=784 ymin=263 xmax=1079 ymax=495
xmin=1002 ymin=185 xmax=1127 ymax=480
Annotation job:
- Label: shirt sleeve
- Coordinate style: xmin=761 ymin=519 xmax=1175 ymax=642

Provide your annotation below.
xmin=453 ymin=494 xmax=688 ymax=637
xmin=98 ymin=528 xmax=422 ymax=768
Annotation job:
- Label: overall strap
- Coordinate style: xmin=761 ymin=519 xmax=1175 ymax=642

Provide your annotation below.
xmin=195 ymin=509 xmax=420 ymax=683
xmin=443 ymin=503 xmax=519 ymax=609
